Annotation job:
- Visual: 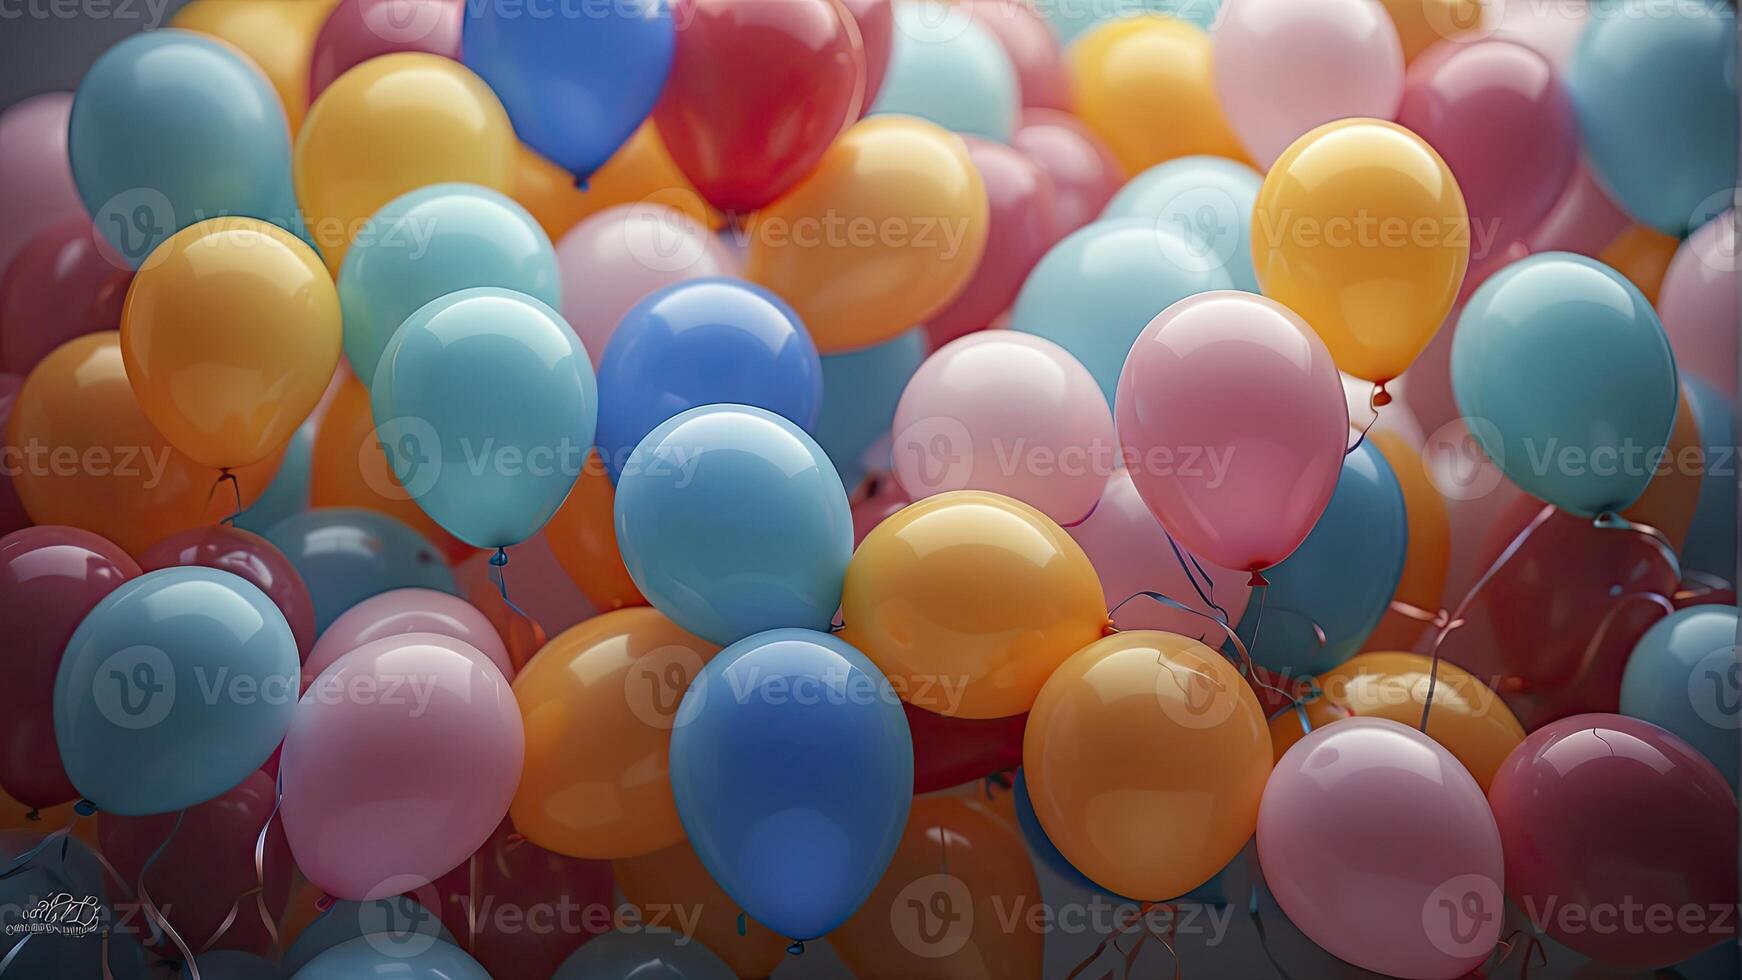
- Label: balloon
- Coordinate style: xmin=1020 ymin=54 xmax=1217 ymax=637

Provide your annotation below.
xmin=842 ymin=491 xmax=1106 ymax=718
xmin=0 ymin=374 xmax=22 ymax=538
xmin=840 ymin=0 xmax=895 ymax=112
xmin=1598 ymin=224 xmax=1679 ymax=303
xmin=1010 ymin=219 xmax=1233 ymax=404
xmin=453 ymin=532 xmax=599 ymax=665
xmin=1363 ymin=429 xmax=1452 ymax=652
xmin=1011 ymin=768 xmax=1132 ymax=901
xmin=1 ymin=831 xmax=153 ymax=979
xmin=814 ymin=328 xmax=928 ymax=491
xmin=544 ymin=454 xmax=645 ymax=613
xmin=1621 ymin=606 xmax=1739 ymax=789
xmin=852 ymin=479 xmax=910 ymax=544
xmin=615 ymin=405 xmax=852 ymax=646
xmin=1258 ymin=718 xmax=1503 ymax=979
xmin=1069 ymin=16 xmax=1245 ymax=175
xmin=172 ymin=0 xmax=338 ymax=133
xmin=1025 ymin=630 xmax=1271 ymax=900
xmin=1489 ymin=714 xmax=1738 ymax=968
xmin=669 ymin=628 xmax=913 ymax=942
xmin=744 ymin=116 xmax=989 ymax=353
xmin=189 ymin=951 xmax=282 ymax=980
xmin=1102 ymin=155 xmax=1262 ymax=293
xmin=1682 ymin=379 xmax=1738 ymax=579
xmin=372 ymin=288 xmax=598 ymax=549
xmin=1659 ymin=209 xmax=1738 ymax=402
xmin=1528 ymin=158 xmax=1633 ymax=258
xmin=0 ymin=215 xmax=131 ymax=376
xmin=1568 ymin=0 xmax=1738 ymax=235
xmin=292 ymin=935 xmax=489 ymax=979
xmin=69 ymin=30 xmax=296 ymax=269
xmin=280 ymin=896 xmax=452 ymax=975
xmin=266 ymin=508 xmax=456 ymax=633
xmin=339 ymin=183 xmax=559 ymax=386
xmin=0 ymin=93 xmax=84 ymax=276
xmin=0 ymin=527 xmax=139 ymax=809
xmin=308 ymin=0 xmax=464 ymax=102
xmin=461 ymin=0 xmax=673 ymax=181
xmin=235 ymin=415 xmax=318 ymax=535
xmin=555 ymin=930 xmax=735 ymax=980
xmin=54 ymin=566 xmax=298 ymax=814
xmin=613 ymin=841 xmax=788 ymax=978
xmin=307 ymin=587 xmax=510 ymax=683
xmin=515 ymin=127 xmax=719 ymax=243
xmin=961 ymin=0 xmax=1067 ymax=111
xmin=926 ymin=137 xmax=1059 ymax=345
xmin=596 ymin=278 xmax=822 ymax=480
xmin=872 ymin=2 xmax=1017 ymax=142
xmin=1115 ymin=291 xmax=1348 ymax=578
xmin=906 ymin=702 xmax=1025 ymax=793
xmin=1452 ymin=253 xmax=1678 ymax=516
xmin=295 ymin=53 xmax=516 ymax=272
xmin=139 ymin=525 xmax=317 ymax=664
xmin=1618 ymin=386 xmax=1704 ymax=552
xmin=1252 ymin=118 xmax=1470 ymax=386
xmin=1009 ymin=108 xmax=1125 ymax=241
xmin=1377 ymin=0 xmax=1484 ymax=62
xmin=656 ymin=0 xmax=866 ymax=213
xmin=1042 ymin=0 xmax=1220 ymax=45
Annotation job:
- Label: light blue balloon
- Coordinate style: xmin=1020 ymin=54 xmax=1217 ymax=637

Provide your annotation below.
xmin=1102 ymin=155 xmax=1262 ymax=292
xmin=1010 ymin=218 xmax=1233 ymax=404
xmin=372 ymin=287 xmax=598 ymax=549
xmin=1620 ymin=605 xmax=1738 ymax=789
xmin=281 ymin=897 xmax=454 ymax=976
xmin=1 ymin=832 xmax=152 ymax=980
xmin=615 ymin=405 xmax=853 ymax=646
xmin=871 ymin=2 xmax=1019 ymax=141
xmin=68 ymin=30 xmax=295 ymax=268
xmin=266 ymin=508 xmax=456 ymax=633
xmin=291 ymin=935 xmax=487 ymax=980
xmin=339 ymin=184 xmax=560 ymax=385
xmin=1235 ymin=442 xmax=1406 ymax=676
xmin=669 ymin=629 xmax=913 ymax=942
xmin=234 ymin=417 xmax=316 ymax=536
xmin=554 ymin=929 xmax=736 ymax=980
xmin=814 ymin=327 xmax=929 ymax=490
xmin=1568 ymin=0 xmax=1738 ymax=234
xmin=1682 ymin=378 xmax=1737 ymax=579
xmin=1044 ymin=0 xmax=1223 ymax=45
xmin=52 ymin=567 xmax=299 ymax=815
xmin=1452 ymin=252 xmax=1679 ymax=517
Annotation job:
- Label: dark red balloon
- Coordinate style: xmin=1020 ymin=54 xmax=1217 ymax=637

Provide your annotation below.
xmin=1009 ymin=108 xmax=1125 ymax=244
xmin=1489 ymin=714 xmax=1738 ymax=969
xmin=0 ymin=525 xmax=139 ymax=808
xmin=905 ymin=701 xmax=1025 ymax=793
xmin=839 ymin=0 xmax=893 ymax=117
xmin=138 ymin=525 xmax=317 ymax=662
xmin=0 ymin=373 xmax=28 ymax=536
xmin=655 ymin=0 xmax=866 ymax=213
xmin=0 ymin=215 xmax=131 ymax=376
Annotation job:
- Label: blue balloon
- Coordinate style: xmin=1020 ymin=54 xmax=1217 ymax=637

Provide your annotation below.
xmin=1568 ymin=0 xmax=1738 ymax=234
xmin=53 ymin=567 xmax=299 ymax=815
xmin=554 ymin=929 xmax=736 ymax=980
xmin=281 ymin=897 xmax=454 ymax=976
xmin=340 ymin=184 xmax=560 ymax=386
xmin=615 ymin=405 xmax=853 ymax=646
xmin=1452 ymin=252 xmax=1679 ymax=517
xmin=1682 ymin=378 xmax=1737 ymax=579
xmin=1 ymin=832 xmax=152 ymax=979
xmin=68 ymin=30 xmax=296 ymax=268
xmin=1235 ymin=442 xmax=1406 ymax=676
xmin=234 ymin=417 xmax=316 ymax=535
xmin=813 ymin=327 xmax=928 ymax=490
xmin=1101 ymin=155 xmax=1262 ymax=293
xmin=1044 ymin=0 xmax=1222 ymax=44
xmin=372 ymin=287 xmax=598 ymax=549
xmin=1621 ymin=605 xmax=1738 ymax=789
xmin=462 ymin=0 xmax=674 ymax=181
xmin=596 ymin=278 xmax=822 ymax=481
xmin=266 ymin=508 xmax=457 ymax=633
xmin=1674 ymin=936 xmax=1741 ymax=980
xmin=871 ymin=2 xmax=1019 ymax=141
xmin=1010 ymin=218 xmax=1233 ymax=404
xmin=291 ymin=935 xmax=487 ymax=979
xmin=669 ymin=629 xmax=913 ymax=942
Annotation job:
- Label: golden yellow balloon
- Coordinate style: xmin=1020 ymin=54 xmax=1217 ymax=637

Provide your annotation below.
xmin=745 ymin=116 xmax=987 ymax=352
xmin=512 ymin=126 xmax=720 ymax=243
xmin=295 ymin=52 xmax=516 ymax=271
xmin=172 ymin=0 xmax=340 ymax=133
xmin=121 ymin=218 xmax=341 ymax=469
xmin=1363 ymin=429 xmax=1450 ymax=652
xmin=1068 ymin=15 xmax=1249 ymax=174
xmin=840 ymin=491 xmax=1107 ymax=719
xmin=1378 ymin=0 xmax=1486 ymax=62
xmin=1253 ymin=118 xmax=1469 ymax=386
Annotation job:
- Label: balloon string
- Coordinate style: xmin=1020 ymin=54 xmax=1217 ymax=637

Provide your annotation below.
xmin=1106 ymin=591 xmax=1295 ymax=711
xmin=1059 ymin=496 xmax=1100 ymax=528
xmin=136 ymin=809 xmax=200 ymax=980
xmin=487 ymin=547 xmax=537 ymax=628
xmin=1491 ymin=928 xmax=1548 ymax=978
xmin=1675 ymin=569 xmax=1733 ymax=602
xmin=0 ymin=799 xmax=95 ymax=881
xmin=736 ymin=912 xmax=747 ymax=937
xmin=1592 ymin=511 xmax=1682 ymax=581
xmin=203 ymin=772 xmax=286 ymax=955
xmin=1345 ymin=383 xmax=1384 ymax=457
xmin=1161 ymin=531 xmax=1231 ymax=625
xmin=465 ymin=852 xmax=480 ymax=955
xmin=205 ymin=470 xmax=243 ymax=525
xmin=1143 ymin=903 xmax=1182 ymax=980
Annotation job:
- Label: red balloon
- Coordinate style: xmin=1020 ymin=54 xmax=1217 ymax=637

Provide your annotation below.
xmin=0 ymin=373 xmax=28 ymax=537
xmin=1489 ymin=714 xmax=1738 ymax=969
xmin=905 ymin=701 xmax=1025 ymax=793
xmin=308 ymin=0 xmax=464 ymax=103
xmin=851 ymin=478 xmax=908 ymax=545
xmin=0 ymin=525 xmax=139 ymax=808
xmin=138 ymin=525 xmax=318 ymax=662
xmin=925 ymin=137 xmax=1058 ymax=347
xmin=654 ymin=0 xmax=866 ymax=213
xmin=964 ymin=0 xmax=1069 ymax=111
xmin=0 ymin=215 xmax=130 ymax=376
xmin=1009 ymin=108 xmax=1124 ymax=243
xmin=839 ymin=0 xmax=893 ymax=117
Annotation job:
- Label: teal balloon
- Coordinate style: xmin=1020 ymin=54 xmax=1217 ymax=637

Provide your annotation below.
xmin=372 ymin=288 xmax=598 ymax=549
xmin=340 ymin=184 xmax=559 ymax=386
xmin=1235 ymin=442 xmax=1406 ymax=675
xmin=68 ymin=30 xmax=295 ymax=268
xmin=871 ymin=2 xmax=1019 ymax=141
xmin=615 ymin=406 xmax=852 ymax=646
xmin=1682 ymin=378 xmax=1737 ymax=579
xmin=1452 ymin=252 xmax=1678 ymax=516
xmin=1621 ymin=605 xmax=1738 ymax=789
xmin=52 ymin=567 xmax=299 ymax=815
xmin=1568 ymin=0 xmax=1738 ymax=234
xmin=235 ymin=417 xmax=316 ymax=536
xmin=1010 ymin=218 xmax=1233 ymax=404
xmin=1044 ymin=0 xmax=1222 ymax=44
xmin=1101 ymin=155 xmax=1262 ymax=293
xmin=266 ymin=508 xmax=456 ymax=633
xmin=291 ymin=936 xmax=487 ymax=979
xmin=814 ymin=327 xmax=928 ymax=489
xmin=281 ymin=897 xmax=453 ymax=976
xmin=1 ymin=832 xmax=152 ymax=979
xmin=554 ymin=930 xmax=735 ymax=980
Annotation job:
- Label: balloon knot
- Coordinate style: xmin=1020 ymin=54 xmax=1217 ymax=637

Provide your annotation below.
xmin=489 ymin=547 xmax=509 ymax=568
xmin=314 ymin=893 xmax=335 ymax=913
xmin=1101 ymin=617 xmax=1119 ymax=637
xmin=1372 ymin=384 xmax=1393 ymax=408
xmin=787 ymin=941 xmax=806 ymax=956
xmin=572 ymin=173 xmax=590 ymax=192
xmin=72 ymin=799 xmax=96 ymax=817
xmin=24 ymin=809 xmax=39 ymax=822
xmin=1247 ymin=570 xmax=1269 ymax=588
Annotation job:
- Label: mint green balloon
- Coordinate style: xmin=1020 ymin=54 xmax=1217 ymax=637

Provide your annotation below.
xmin=1102 ymin=155 xmax=1262 ymax=293
xmin=1045 ymin=0 xmax=1223 ymax=45
xmin=871 ymin=2 xmax=1019 ymax=141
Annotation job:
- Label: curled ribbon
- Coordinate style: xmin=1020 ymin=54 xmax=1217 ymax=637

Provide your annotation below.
xmin=135 ymin=809 xmax=201 ymax=980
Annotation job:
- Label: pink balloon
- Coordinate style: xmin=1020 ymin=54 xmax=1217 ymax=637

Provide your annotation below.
xmin=1009 ymin=109 xmax=1124 ymax=242
xmin=1258 ymin=717 xmax=1504 ymax=980
xmin=554 ymin=203 xmax=739 ymax=368
xmin=962 ymin=0 xmax=1070 ymax=111
xmin=892 ymin=331 xmax=1113 ymax=523
xmin=1658 ymin=209 xmax=1738 ymax=402
xmin=308 ymin=0 xmax=464 ymax=102
xmin=840 ymin=0 xmax=894 ymax=117
xmin=0 ymin=93 xmax=85 ymax=280
xmin=1486 ymin=0 xmax=1592 ymax=73
xmin=925 ymin=137 xmax=1058 ymax=347
xmin=0 ymin=373 xmax=27 ymax=537
xmin=306 ymin=587 xmax=511 ymax=684
xmin=1527 ymin=159 xmax=1631 ymax=258
xmin=1116 ymin=292 xmax=1349 ymax=579
xmin=1213 ymin=0 xmax=1405 ymax=168
xmin=281 ymin=634 xmax=524 ymax=901
xmin=851 ymin=479 xmax=909 ymax=546
xmin=0 ymin=215 xmax=130 ymax=376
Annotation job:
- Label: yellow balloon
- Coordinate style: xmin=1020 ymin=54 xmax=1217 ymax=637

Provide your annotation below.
xmin=1253 ymin=118 xmax=1469 ymax=386
xmin=1068 ymin=15 xmax=1249 ymax=174
xmin=839 ymin=491 xmax=1107 ymax=719
xmin=1378 ymin=0 xmax=1486 ymax=62
xmin=745 ymin=116 xmax=987 ymax=353
xmin=512 ymin=125 xmax=720 ymax=243
xmin=172 ymin=0 xmax=340 ymax=133
xmin=295 ymin=52 xmax=516 ymax=272
xmin=121 ymin=218 xmax=341 ymax=469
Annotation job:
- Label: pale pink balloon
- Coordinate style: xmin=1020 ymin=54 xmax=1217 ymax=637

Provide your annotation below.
xmin=1486 ymin=0 xmax=1592 ymax=73
xmin=1526 ymin=160 xmax=1630 ymax=258
xmin=1116 ymin=292 xmax=1348 ymax=578
xmin=0 ymin=93 xmax=85 ymax=279
xmin=1658 ymin=209 xmax=1738 ymax=401
xmin=1009 ymin=109 xmax=1124 ymax=242
xmin=1213 ymin=0 xmax=1405 ymax=168
xmin=925 ymin=137 xmax=1058 ymax=347
xmin=892 ymin=331 xmax=1113 ymax=523
xmin=308 ymin=0 xmax=464 ymax=102
xmin=306 ymin=587 xmax=511 ymax=684
xmin=962 ymin=0 xmax=1070 ymax=111
xmin=281 ymin=634 xmax=524 ymax=901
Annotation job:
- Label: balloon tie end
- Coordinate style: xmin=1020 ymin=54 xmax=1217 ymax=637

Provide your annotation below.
xmin=787 ymin=940 xmax=806 ymax=956
xmin=1247 ymin=570 xmax=1269 ymax=588
xmin=1101 ymin=617 xmax=1118 ymax=637
xmin=23 ymin=809 xmax=39 ymax=822
xmin=72 ymin=800 xmax=96 ymax=817
xmin=572 ymin=173 xmax=590 ymax=192
xmin=736 ymin=912 xmax=746 ymax=937
xmin=1372 ymin=384 xmax=1392 ymax=408
xmin=489 ymin=547 xmax=509 ymax=568
xmin=314 ymin=893 xmax=335 ymax=913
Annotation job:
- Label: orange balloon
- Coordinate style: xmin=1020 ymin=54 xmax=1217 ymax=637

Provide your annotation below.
xmin=614 ymin=841 xmax=787 ymax=979
xmin=745 ymin=116 xmax=988 ymax=352
xmin=1363 ymin=429 xmax=1450 ymax=651
xmin=171 ymin=0 xmax=340 ymax=133
xmin=1266 ymin=694 xmax=1345 ymax=763
xmin=830 ymin=794 xmax=1043 ymax=980
xmin=1599 ymin=224 xmax=1679 ymax=304
xmin=544 ymin=452 xmax=646 ymax=613
xmin=6 ymin=333 xmax=278 ymax=558
xmin=840 ymin=491 xmax=1108 ymax=719
xmin=512 ymin=126 xmax=720 ymax=243
xmin=1024 ymin=630 xmax=1272 ymax=901
xmin=1377 ymin=0 xmax=1485 ymax=62
xmin=1621 ymin=387 xmax=1701 ymax=553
